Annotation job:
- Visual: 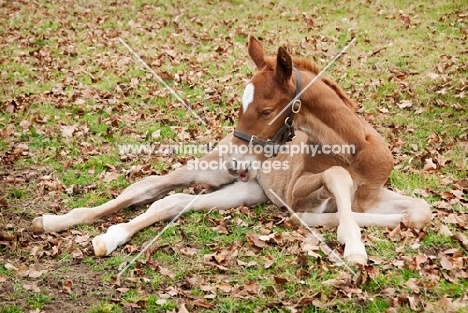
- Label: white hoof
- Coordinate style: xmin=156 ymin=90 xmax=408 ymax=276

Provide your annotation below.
xmin=345 ymin=253 xmax=368 ymax=265
xmin=92 ymin=225 xmax=130 ymax=257
xmin=344 ymin=243 xmax=368 ymax=265
xmin=92 ymin=236 xmax=108 ymax=257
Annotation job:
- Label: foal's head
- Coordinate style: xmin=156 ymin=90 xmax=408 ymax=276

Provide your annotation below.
xmin=235 ymin=36 xmax=307 ymax=144
xmin=226 ymin=36 xmax=315 ymax=179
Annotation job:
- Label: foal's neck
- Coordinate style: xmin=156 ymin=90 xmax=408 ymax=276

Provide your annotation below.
xmin=295 ymin=76 xmax=366 ymax=148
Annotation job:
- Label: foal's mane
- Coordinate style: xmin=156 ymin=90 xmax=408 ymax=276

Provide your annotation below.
xmin=263 ymin=55 xmax=358 ymax=111
xmin=292 ymin=56 xmax=320 ymax=75
xmin=294 ymin=57 xmax=358 ymax=111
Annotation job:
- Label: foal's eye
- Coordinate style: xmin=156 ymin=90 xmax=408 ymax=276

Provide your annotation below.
xmin=260 ymin=110 xmax=272 ymax=118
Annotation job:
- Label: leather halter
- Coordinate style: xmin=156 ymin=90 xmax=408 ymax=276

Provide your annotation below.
xmin=233 ymin=67 xmax=302 ymax=157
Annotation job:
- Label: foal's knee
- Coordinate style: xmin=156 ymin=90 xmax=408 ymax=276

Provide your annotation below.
xmin=406 ymin=199 xmax=432 ymax=229
xmin=322 ymin=166 xmax=353 ymax=192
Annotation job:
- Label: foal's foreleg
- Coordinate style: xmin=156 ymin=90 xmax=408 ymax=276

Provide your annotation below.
xmin=321 ymin=166 xmax=367 ymax=264
xmin=30 ymin=136 xmax=236 ymax=233
xmin=92 ymin=180 xmax=267 ymax=256
xmin=30 ymin=174 xmax=187 ymax=233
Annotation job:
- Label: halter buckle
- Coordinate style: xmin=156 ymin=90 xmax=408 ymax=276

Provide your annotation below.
xmin=292 ymin=99 xmax=301 ymax=113
xmin=249 ymin=135 xmax=258 ymax=145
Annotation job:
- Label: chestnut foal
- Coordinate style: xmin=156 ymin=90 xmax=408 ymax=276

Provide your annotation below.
xmin=30 ymin=37 xmax=431 ymax=264
xmin=226 ymin=36 xmax=431 ymax=264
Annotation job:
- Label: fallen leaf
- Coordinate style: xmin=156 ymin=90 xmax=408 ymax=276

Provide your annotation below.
xmin=217 ymin=283 xmax=232 ymax=293
xmin=22 ymin=283 xmax=41 ymax=293
xmin=440 ymin=256 xmax=453 ymax=270
xmin=4 ymin=263 xmax=19 ymax=271
xmin=264 ymin=255 xmax=275 ymax=269
xmin=438 ymin=224 xmax=453 ymax=237
xmin=246 ymin=233 xmax=267 ymax=249
xmin=62 ymin=280 xmax=73 ymax=294
xmin=179 ymin=246 xmax=198 ymax=256
xmin=19 ymin=119 xmax=31 ymax=129
xmin=103 ymin=171 xmax=120 ymax=182
xmin=61 ymin=125 xmax=76 ymax=138
xmin=397 ymin=99 xmax=413 ymax=109
xmin=28 ymin=265 xmax=45 ymax=278
xmin=274 ymin=276 xmax=288 ymax=284
xmin=243 ymin=280 xmax=258 ymax=295
xmin=192 ymin=299 xmax=214 ymax=308
xmin=452 ymin=233 xmax=468 ymax=251
xmin=159 ymin=267 xmax=175 ymax=279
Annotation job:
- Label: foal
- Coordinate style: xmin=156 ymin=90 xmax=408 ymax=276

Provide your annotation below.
xmin=30 ymin=37 xmax=431 ymax=264
xmin=227 ymin=36 xmax=432 ymax=264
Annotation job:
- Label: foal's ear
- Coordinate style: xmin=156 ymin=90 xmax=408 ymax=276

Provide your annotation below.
xmin=274 ymin=47 xmax=293 ymax=86
xmin=248 ymin=36 xmax=266 ymax=70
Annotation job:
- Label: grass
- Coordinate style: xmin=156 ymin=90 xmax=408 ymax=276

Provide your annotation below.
xmin=1 ymin=0 xmax=467 ymax=312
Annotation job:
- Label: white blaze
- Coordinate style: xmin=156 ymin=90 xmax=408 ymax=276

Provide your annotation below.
xmin=242 ymin=83 xmax=254 ymax=113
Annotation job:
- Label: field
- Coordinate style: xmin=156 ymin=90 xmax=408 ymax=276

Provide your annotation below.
xmin=1 ymin=0 xmax=467 ymax=312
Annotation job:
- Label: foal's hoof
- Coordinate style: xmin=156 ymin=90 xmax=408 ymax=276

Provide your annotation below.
xmin=345 ymin=254 xmax=368 ymax=266
xmin=92 ymin=237 xmax=108 ymax=257
xmin=30 ymin=217 xmax=44 ymax=233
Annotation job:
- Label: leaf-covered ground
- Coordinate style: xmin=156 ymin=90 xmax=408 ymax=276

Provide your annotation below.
xmin=0 ymin=0 xmax=467 ymax=312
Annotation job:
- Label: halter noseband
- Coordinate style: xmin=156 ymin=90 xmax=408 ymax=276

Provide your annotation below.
xmin=233 ymin=67 xmax=302 ymax=157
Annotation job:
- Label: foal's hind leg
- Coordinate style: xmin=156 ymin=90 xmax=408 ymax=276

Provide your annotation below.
xmin=366 ymin=188 xmax=432 ymax=228
xmin=30 ymin=135 xmax=237 ymax=233
xmin=92 ymin=180 xmax=267 ymax=256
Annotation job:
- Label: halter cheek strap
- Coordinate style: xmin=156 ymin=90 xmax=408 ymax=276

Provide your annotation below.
xmin=233 ymin=67 xmax=302 ymax=157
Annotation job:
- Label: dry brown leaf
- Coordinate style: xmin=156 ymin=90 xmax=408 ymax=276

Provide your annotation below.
xmin=61 ymin=125 xmax=76 ymax=138
xmin=19 ymin=119 xmax=31 ymax=129
xmin=246 ymin=233 xmax=267 ymax=249
xmin=274 ymin=276 xmax=288 ymax=284
xmin=216 ymin=283 xmax=232 ymax=293
xmin=62 ymin=280 xmax=73 ymax=294
xmin=264 ymin=255 xmax=275 ymax=269
xmin=159 ymin=267 xmax=175 ymax=279
xmin=452 ymin=233 xmax=468 ymax=251
xmin=103 ymin=171 xmax=120 ymax=182
xmin=192 ymin=299 xmax=214 ymax=308
xmin=243 ymin=280 xmax=258 ymax=295
xmin=22 ymin=283 xmax=41 ymax=293
xmin=397 ymin=99 xmax=413 ymax=109
xmin=440 ymin=256 xmax=453 ymax=270
xmin=4 ymin=263 xmax=19 ymax=271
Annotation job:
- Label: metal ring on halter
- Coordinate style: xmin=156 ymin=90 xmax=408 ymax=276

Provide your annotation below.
xmin=284 ymin=117 xmax=292 ymax=126
xmin=249 ymin=135 xmax=258 ymax=144
xmin=292 ymin=99 xmax=301 ymax=113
